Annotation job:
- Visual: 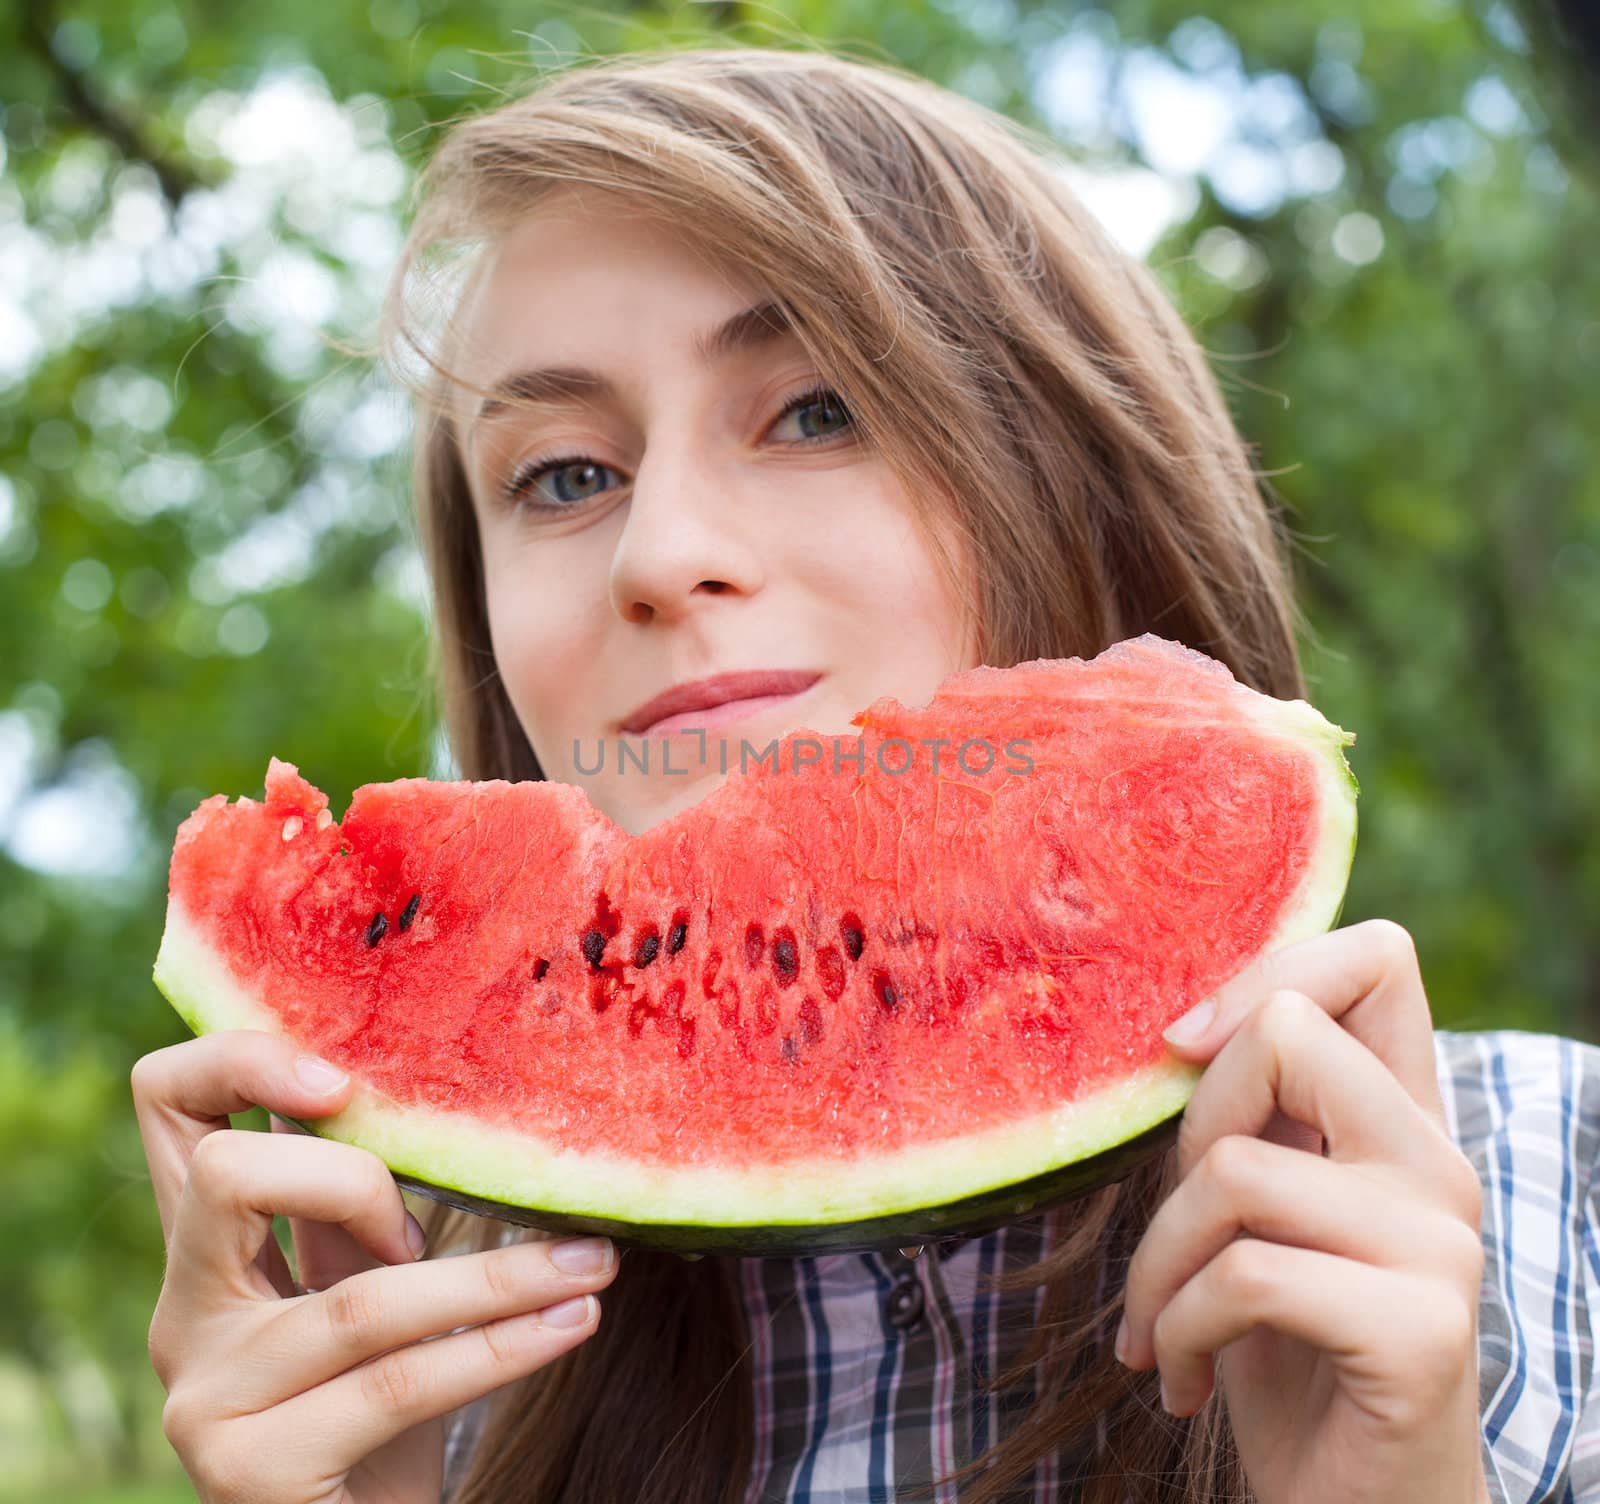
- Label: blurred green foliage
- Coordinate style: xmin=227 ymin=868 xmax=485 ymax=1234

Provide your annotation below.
xmin=1 ymin=0 xmax=1596 ymax=1491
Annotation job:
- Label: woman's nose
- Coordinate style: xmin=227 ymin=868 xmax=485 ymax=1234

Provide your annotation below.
xmin=606 ymin=444 xmax=763 ymax=625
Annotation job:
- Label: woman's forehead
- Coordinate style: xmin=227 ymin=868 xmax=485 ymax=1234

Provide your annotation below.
xmin=443 ymin=217 xmax=787 ymax=429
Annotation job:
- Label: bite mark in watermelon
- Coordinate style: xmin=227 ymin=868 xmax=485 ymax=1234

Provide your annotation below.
xmin=152 ymin=635 xmax=1358 ymax=1255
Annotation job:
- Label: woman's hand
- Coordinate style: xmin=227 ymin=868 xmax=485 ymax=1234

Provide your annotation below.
xmin=1114 ymin=919 xmax=1492 ymax=1504
xmin=132 ymin=1029 xmax=620 ymax=1503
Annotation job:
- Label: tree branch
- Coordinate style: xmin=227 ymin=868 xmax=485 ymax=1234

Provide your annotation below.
xmin=20 ymin=0 xmax=205 ymax=211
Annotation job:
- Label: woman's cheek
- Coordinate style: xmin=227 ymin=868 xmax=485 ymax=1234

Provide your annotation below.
xmin=486 ymin=584 xmax=580 ymax=747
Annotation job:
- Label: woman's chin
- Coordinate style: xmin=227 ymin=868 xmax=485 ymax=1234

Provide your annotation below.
xmin=575 ymin=693 xmax=873 ymax=833
xmin=600 ymin=763 xmax=735 ymax=835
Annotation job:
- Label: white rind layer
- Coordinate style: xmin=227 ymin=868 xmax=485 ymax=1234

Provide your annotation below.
xmin=151 ymin=703 xmax=1356 ymax=1232
xmin=1238 ymin=692 xmax=1360 ymax=949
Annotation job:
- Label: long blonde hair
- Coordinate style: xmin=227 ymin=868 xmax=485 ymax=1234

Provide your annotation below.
xmin=378 ymin=40 xmax=1305 ymax=1503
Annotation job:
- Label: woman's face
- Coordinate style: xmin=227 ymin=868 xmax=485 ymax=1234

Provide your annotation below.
xmin=451 ymin=189 xmax=978 ymax=834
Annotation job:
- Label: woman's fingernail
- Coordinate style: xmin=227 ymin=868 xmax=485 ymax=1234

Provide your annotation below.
xmin=405 ymin=1211 xmax=427 ymax=1259
xmin=541 ymin=1294 xmax=595 ymax=1328
xmin=551 ymin=1237 xmax=614 ymax=1273
xmin=1114 ymin=1315 xmax=1130 ymax=1364
xmin=295 ymin=1054 xmax=349 ymax=1093
xmin=1163 ymin=997 xmax=1217 ymax=1047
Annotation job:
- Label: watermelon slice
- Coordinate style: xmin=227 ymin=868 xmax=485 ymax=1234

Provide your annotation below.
xmin=152 ymin=635 xmax=1357 ymax=1256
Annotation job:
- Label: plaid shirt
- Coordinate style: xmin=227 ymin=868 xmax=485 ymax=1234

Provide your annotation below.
xmin=442 ymin=1028 xmax=1600 ymax=1503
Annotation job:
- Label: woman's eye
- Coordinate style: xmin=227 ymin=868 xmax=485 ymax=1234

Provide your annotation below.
xmin=501 ymin=456 xmax=618 ymax=511
xmin=771 ymin=386 xmax=855 ymax=444
xmin=498 ymin=386 xmax=855 ymax=513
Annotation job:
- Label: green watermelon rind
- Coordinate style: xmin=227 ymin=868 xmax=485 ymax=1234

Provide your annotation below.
xmin=293 ymin=1109 xmax=1189 ymax=1256
xmin=150 ymin=688 xmax=1357 ymax=1258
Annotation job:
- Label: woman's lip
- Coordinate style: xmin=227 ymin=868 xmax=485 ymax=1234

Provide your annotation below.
xmin=622 ymin=669 xmax=822 ymax=737
xmin=636 ymin=682 xmax=819 ymax=738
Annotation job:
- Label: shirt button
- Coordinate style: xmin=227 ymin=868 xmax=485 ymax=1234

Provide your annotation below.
xmin=886 ymin=1274 xmax=924 ymax=1331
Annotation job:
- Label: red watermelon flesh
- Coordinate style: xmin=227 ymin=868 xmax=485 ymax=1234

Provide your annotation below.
xmin=153 ymin=635 xmax=1357 ymax=1254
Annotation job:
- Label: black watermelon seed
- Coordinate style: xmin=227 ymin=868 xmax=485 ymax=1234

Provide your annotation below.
xmin=874 ymin=971 xmax=898 ymax=1009
xmin=773 ymin=933 xmax=799 ymax=985
xmin=744 ymin=922 xmax=765 ymax=968
xmin=397 ymin=893 xmax=421 ymax=932
xmin=635 ymin=933 xmax=660 ymax=967
xmin=581 ymin=930 xmax=606 ymax=967
xmin=667 ymin=919 xmax=688 ymax=955
xmin=840 ymin=916 xmax=865 ymax=962
xmin=533 ymin=957 xmax=549 ymax=981
xmin=365 ymin=911 xmax=387 ymax=947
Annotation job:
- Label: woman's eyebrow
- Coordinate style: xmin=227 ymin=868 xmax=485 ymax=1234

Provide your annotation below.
xmin=471 ymin=298 xmax=802 ymax=427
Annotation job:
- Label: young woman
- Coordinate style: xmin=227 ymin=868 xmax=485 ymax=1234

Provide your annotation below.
xmin=133 ymin=43 xmax=1600 ymax=1504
